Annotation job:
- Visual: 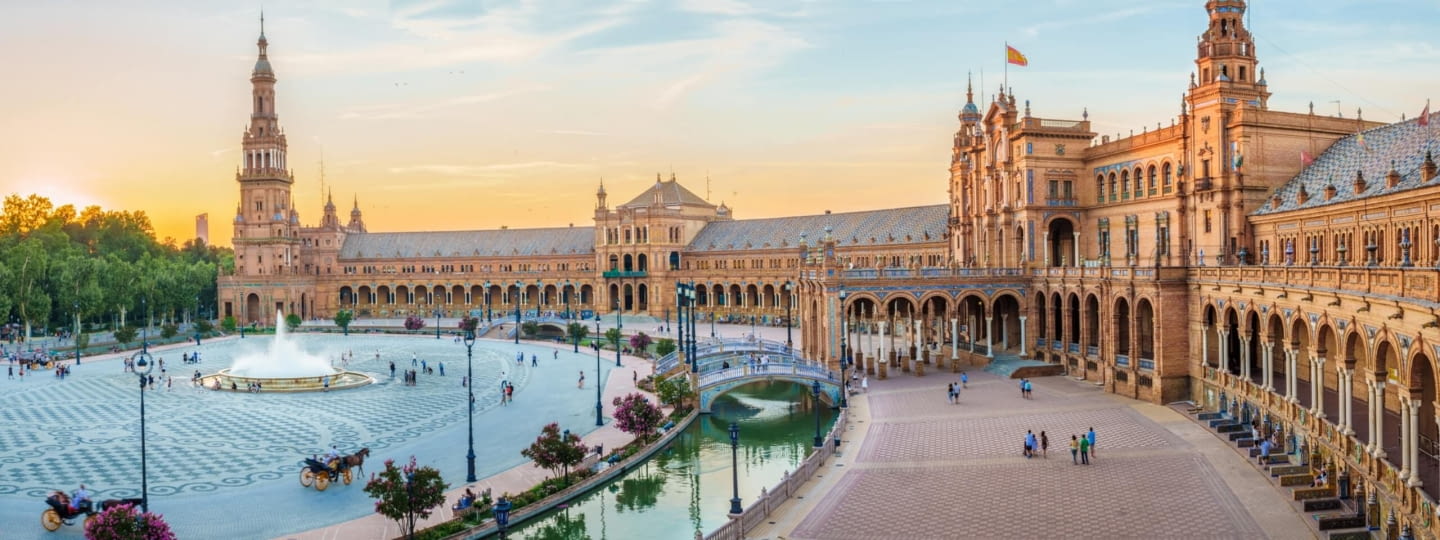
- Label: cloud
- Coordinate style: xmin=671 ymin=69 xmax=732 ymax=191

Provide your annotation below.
xmin=209 ymin=148 xmax=234 ymax=158
xmin=387 ymin=161 xmax=585 ymax=177
xmin=1022 ymin=3 xmax=1183 ymax=38
xmin=340 ymin=85 xmax=551 ymax=120
xmin=679 ymin=0 xmax=759 ymax=16
xmin=537 ymin=129 xmax=609 ymax=136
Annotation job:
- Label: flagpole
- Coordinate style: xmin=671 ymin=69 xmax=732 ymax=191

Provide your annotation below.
xmin=1003 ymin=42 xmax=1008 ymax=95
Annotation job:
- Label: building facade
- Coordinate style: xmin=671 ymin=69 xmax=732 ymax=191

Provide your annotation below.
xmin=218 ymin=1 xmax=1440 ymax=533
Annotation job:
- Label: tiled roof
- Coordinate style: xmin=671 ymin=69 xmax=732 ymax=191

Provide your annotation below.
xmin=339 ymin=228 xmax=594 ymax=260
xmin=1255 ymin=113 xmax=1440 ymax=215
xmin=620 ymin=179 xmax=714 ymax=208
xmin=686 ymin=205 xmax=948 ymax=252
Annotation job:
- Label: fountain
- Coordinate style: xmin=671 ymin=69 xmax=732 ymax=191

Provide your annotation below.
xmin=199 ymin=310 xmax=373 ymax=392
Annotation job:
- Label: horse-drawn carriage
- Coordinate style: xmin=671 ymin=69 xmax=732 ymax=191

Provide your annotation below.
xmin=298 ymin=448 xmax=369 ymax=491
xmin=41 ymin=492 xmax=142 ymax=532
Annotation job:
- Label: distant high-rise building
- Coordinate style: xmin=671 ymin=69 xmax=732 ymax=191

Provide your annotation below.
xmin=196 ymin=213 xmax=209 ymax=245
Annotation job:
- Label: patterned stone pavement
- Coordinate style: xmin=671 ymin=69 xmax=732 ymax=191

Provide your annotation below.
xmin=780 ymin=371 xmax=1313 ymax=540
xmin=0 ymin=333 xmax=618 ymax=539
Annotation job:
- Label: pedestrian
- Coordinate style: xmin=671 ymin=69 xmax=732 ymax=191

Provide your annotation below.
xmin=500 ymin=385 xmax=508 ymax=406
xmin=389 ymin=360 xmax=396 ymax=378
xmin=412 ymin=353 xmax=417 ymax=367
xmin=1069 ymin=435 xmax=1079 ymax=464
xmin=633 ymin=370 xmax=638 ymax=385
xmin=960 ymin=371 xmax=968 ymax=388
xmin=578 ymin=370 xmax=585 ymax=389
xmin=1078 ymin=434 xmax=1090 ymax=465
xmin=439 ymin=362 xmax=445 ymax=376
xmin=167 ymin=376 xmax=173 ymax=391
xmin=861 ymin=375 xmax=868 ymax=393
xmin=506 ymin=382 xmax=514 ymax=402
xmin=947 ymin=383 xmax=955 ymax=404
xmin=1040 ymin=431 xmax=1049 ymax=458
xmin=421 ymin=359 xmax=428 ymax=372
xmin=1024 ymin=430 xmax=1036 ymax=459
xmin=1086 ymin=427 xmax=1097 ymax=458
xmin=1023 ymin=379 xmax=1033 ymax=399
xmin=1018 ymin=378 xmax=1026 ymax=398
xmin=531 ymin=354 xmax=537 ymax=367
xmin=1258 ymin=436 xmax=1273 ymax=466
xmin=553 ymin=350 xmax=558 ymax=360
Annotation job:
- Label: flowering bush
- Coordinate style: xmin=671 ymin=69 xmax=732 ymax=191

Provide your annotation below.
xmin=457 ymin=315 xmax=479 ymax=333
xmin=520 ymin=422 xmax=588 ymax=482
xmin=628 ymin=332 xmax=653 ymax=357
xmin=612 ymin=392 xmax=664 ymax=442
xmin=363 ymin=456 xmax=448 ymax=539
xmin=84 ymin=503 xmax=177 ymax=540
xmin=403 ymin=315 xmax=426 ymax=331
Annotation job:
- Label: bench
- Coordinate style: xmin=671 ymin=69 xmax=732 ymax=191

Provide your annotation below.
xmin=1216 ymin=423 xmax=1248 ymax=434
xmin=1197 ymin=411 xmax=1226 ymax=421
xmin=1293 ymin=486 xmax=1336 ymax=501
xmin=1316 ymin=514 xmax=1365 ymax=530
xmin=1303 ymin=498 xmax=1343 ymax=512
xmin=1271 ymin=465 xmax=1309 ymax=477
xmin=1280 ymin=474 xmax=1315 ymax=487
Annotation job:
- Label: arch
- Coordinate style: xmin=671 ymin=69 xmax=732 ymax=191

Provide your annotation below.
xmin=1067 ymin=293 xmax=1081 ymax=350
xmin=1114 ymin=297 xmax=1131 ymax=358
xmin=1410 ymin=349 xmax=1439 ymax=495
xmin=357 ymin=285 xmax=373 ymax=307
xmin=1316 ymin=323 xmax=1340 ymax=421
xmin=1035 ymin=293 xmax=1048 ymax=340
xmin=729 ymin=284 xmax=743 ymax=311
xmin=1202 ymin=304 xmax=1219 ymax=368
xmin=762 ymin=284 xmax=777 ymax=309
xmin=245 ymin=293 xmax=261 ymax=325
xmin=637 ymin=283 xmax=648 ymax=312
xmin=696 ymin=285 xmax=710 ymax=307
xmin=609 ymin=283 xmax=621 ymax=311
xmin=637 ymin=253 xmax=648 ymax=272
xmin=1047 ymin=218 xmax=1076 ymax=267
xmin=623 ymin=283 xmax=635 ymax=311
xmin=608 ymin=254 xmax=619 ymax=271
xmin=1135 ymin=298 xmax=1155 ymax=361
xmin=377 ymin=285 xmax=392 ymax=306
xmin=746 ymin=284 xmax=760 ymax=308
xmin=396 ymin=285 xmax=411 ymax=305
xmin=990 ymin=293 xmax=1022 ymax=354
xmin=623 ymin=254 xmax=634 ymax=272
xmin=1265 ymin=312 xmax=1286 ymax=394
xmin=451 ymin=285 xmax=464 ymax=306
xmin=470 ymin=285 xmax=483 ymax=306
xmin=1146 ymin=165 xmax=1157 ymax=196
xmin=1373 ymin=339 xmax=1400 ymax=455
xmin=1245 ymin=310 xmax=1261 ymax=383
xmin=1084 ymin=294 xmax=1100 ymax=350
xmin=339 ymin=286 xmax=354 ymax=308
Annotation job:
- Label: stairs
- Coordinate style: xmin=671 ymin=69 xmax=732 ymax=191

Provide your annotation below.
xmin=1173 ymin=403 xmax=1374 ymax=539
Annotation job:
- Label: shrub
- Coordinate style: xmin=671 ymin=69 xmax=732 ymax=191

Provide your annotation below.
xmin=612 ymin=392 xmax=664 ymax=443
xmin=654 ymin=338 xmax=676 ymax=358
xmin=332 ymin=310 xmax=353 ymax=335
xmin=284 ymin=313 xmax=302 ymax=332
xmin=520 ymin=422 xmax=588 ymax=482
xmin=84 ymin=503 xmax=177 ymax=540
xmin=521 ymin=321 xmax=540 ymax=338
xmin=220 ymin=316 xmax=237 ymax=333
xmin=363 ymin=456 xmax=449 ymax=540
xmin=113 ymin=325 xmax=138 ymax=346
xmin=403 ymin=315 xmax=427 ymax=331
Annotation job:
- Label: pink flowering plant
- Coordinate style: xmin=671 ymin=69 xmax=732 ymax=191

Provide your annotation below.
xmin=403 ymin=315 xmax=427 ymax=331
xmin=363 ymin=456 xmax=449 ymax=539
xmin=84 ymin=503 xmax=177 ymax=540
xmin=521 ymin=422 xmax=588 ymax=483
xmin=612 ymin=392 xmax=664 ymax=443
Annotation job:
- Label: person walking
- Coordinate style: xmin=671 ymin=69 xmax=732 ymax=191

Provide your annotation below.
xmin=531 ymin=354 xmax=537 ymax=367
xmin=861 ymin=376 xmax=868 ymax=393
xmin=6 ymin=365 xmax=11 ymax=379
xmin=947 ymin=383 xmax=956 ymax=404
xmin=439 ymin=362 xmax=445 ymax=376
xmin=1258 ymin=437 xmax=1273 ymax=466
xmin=389 ymin=360 xmax=396 ymax=378
xmin=1040 ymin=431 xmax=1049 ymax=458
xmin=578 ymin=370 xmax=585 ymax=389
xmin=960 ymin=371 xmax=968 ymax=388
xmin=553 ymin=350 xmax=558 ymax=361
xmin=1078 ymin=434 xmax=1090 ymax=465
xmin=1069 ymin=435 xmax=1079 ymax=464
xmin=1024 ymin=430 xmax=1037 ymax=459
xmin=505 ymin=383 xmax=515 ymax=402
xmin=1018 ymin=378 xmax=1026 ymax=399
xmin=1086 ymin=427 xmax=1097 ymax=458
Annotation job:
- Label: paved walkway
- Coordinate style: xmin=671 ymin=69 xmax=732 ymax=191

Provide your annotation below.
xmin=748 ymin=371 xmax=1316 ymax=540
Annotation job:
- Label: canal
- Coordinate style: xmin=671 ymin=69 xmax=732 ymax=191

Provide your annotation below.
xmin=502 ymin=380 xmax=839 ymax=539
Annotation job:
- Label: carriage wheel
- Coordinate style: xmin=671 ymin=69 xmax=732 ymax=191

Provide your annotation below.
xmin=300 ymin=469 xmax=315 ymax=487
xmin=41 ymin=509 xmax=61 ymax=532
xmin=315 ymin=473 xmax=330 ymax=491
xmin=342 ymin=469 xmax=353 ymax=485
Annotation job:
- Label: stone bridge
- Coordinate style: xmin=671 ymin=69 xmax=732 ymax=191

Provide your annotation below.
xmin=657 ymin=338 xmax=844 ymax=413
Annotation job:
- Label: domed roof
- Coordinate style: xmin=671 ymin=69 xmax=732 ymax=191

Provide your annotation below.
xmin=253 ymin=58 xmax=273 ymax=75
xmin=962 ymin=102 xmax=980 ymax=115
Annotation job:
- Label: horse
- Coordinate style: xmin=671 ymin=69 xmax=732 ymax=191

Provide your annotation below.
xmin=342 ymin=448 xmax=370 ymax=475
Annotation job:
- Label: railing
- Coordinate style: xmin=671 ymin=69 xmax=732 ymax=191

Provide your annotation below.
xmin=1086 ymin=345 xmax=1099 ymax=357
xmin=1191 ymin=265 xmax=1440 ymax=304
xmin=1045 ymin=198 xmax=1078 ymax=207
xmin=656 ymin=338 xmax=797 ymax=374
xmin=1067 ymin=343 xmax=1080 ymax=354
xmin=1138 ymin=358 xmax=1155 ymax=371
xmin=601 ymin=270 xmax=647 ymax=278
xmin=703 ymin=409 xmax=848 ymax=540
xmin=1051 ymin=341 xmax=1062 ymax=351
xmin=1115 ymin=354 xmax=1130 ymax=367
xmin=696 ymin=362 xmax=837 ymax=388
xmin=838 ymin=267 xmax=1026 ymax=279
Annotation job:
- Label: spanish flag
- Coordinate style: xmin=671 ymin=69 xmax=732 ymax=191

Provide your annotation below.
xmin=1006 ymin=45 xmax=1028 ymax=66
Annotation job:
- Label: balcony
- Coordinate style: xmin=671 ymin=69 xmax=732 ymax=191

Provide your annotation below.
xmin=602 ymin=270 xmax=647 ymax=278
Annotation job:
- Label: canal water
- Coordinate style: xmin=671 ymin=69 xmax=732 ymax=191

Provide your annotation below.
xmin=503 ymin=381 xmax=839 ymax=539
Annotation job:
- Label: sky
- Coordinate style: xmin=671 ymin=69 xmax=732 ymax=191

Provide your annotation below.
xmin=1 ymin=0 xmax=1436 ymax=245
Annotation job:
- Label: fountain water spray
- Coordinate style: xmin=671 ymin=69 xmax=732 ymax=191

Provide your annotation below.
xmin=228 ymin=310 xmax=336 ymax=378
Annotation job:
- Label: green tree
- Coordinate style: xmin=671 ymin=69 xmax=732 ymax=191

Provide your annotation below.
xmin=333 ymin=310 xmax=353 ymax=336
xmin=195 ymin=319 xmax=213 ymax=334
xmin=521 ymin=422 xmax=588 ymax=483
xmin=655 ymin=377 xmax=695 ymax=409
xmin=220 ymin=316 xmax=237 ymax=333
xmin=160 ymin=324 xmax=178 ymax=339
xmin=363 ymin=456 xmax=448 ymax=540
xmin=605 ymin=328 xmax=622 ymax=350
xmin=285 ymin=313 xmax=302 ymax=332
xmin=521 ymin=320 xmax=540 ymax=338
xmin=566 ymin=322 xmax=589 ymax=344
xmin=654 ymin=338 xmax=677 ymax=358
xmin=114 ymin=325 xmax=138 ymax=347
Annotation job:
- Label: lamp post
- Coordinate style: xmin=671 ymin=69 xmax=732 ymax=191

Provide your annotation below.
xmin=513 ymin=281 xmax=522 ymax=344
xmin=73 ymin=301 xmax=81 ymax=365
xmin=811 ymin=380 xmax=823 ymax=448
xmin=134 ymin=325 xmax=155 ymax=514
xmin=194 ymin=295 xmax=202 ymax=346
xmin=710 ymin=311 xmax=716 ymax=339
xmin=838 ymin=288 xmax=848 ymax=408
xmin=784 ymin=281 xmax=794 ymax=349
xmin=434 ymin=308 xmax=442 ymax=340
xmin=615 ymin=308 xmax=622 ymax=367
xmin=677 ymin=282 xmax=689 ymax=372
xmin=688 ymin=282 xmax=698 ymax=366
xmin=750 ymin=315 xmax=756 ymax=340
xmin=463 ymin=329 xmax=477 ymax=482
xmin=483 ymin=281 xmax=492 ymax=323
xmin=728 ymin=422 xmax=742 ymax=515
xmin=594 ymin=319 xmax=603 ymax=426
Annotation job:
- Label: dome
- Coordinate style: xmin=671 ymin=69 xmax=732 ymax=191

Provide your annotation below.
xmin=962 ymin=102 xmax=980 ymax=115
xmin=253 ymin=58 xmax=273 ymax=75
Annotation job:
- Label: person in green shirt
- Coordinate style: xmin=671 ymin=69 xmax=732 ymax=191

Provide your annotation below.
xmin=1078 ymin=434 xmax=1090 ymax=465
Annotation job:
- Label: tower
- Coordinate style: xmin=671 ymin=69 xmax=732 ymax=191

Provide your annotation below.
xmin=347 ymin=195 xmax=366 ymax=233
xmin=233 ymin=14 xmax=300 ymax=279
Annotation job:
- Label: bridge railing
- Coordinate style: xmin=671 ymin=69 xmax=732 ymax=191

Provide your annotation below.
xmin=657 ymin=338 xmax=798 ymax=374
xmin=696 ymin=361 xmax=837 ymax=388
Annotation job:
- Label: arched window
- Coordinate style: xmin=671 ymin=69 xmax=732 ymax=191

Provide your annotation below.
xmin=1133 ymin=168 xmax=1144 ymax=197
xmin=1162 ymin=163 xmax=1173 ymax=193
xmin=1146 ymin=166 xmax=1157 ymax=196
xmin=1238 ymin=66 xmax=1247 ymax=82
xmin=1120 ymin=170 xmax=1129 ymax=199
xmin=1108 ymin=173 xmax=1117 ymax=202
xmin=1096 ymin=175 xmax=1105 ymax=203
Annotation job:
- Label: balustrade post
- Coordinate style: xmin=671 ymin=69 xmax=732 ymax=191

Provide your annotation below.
xmin=1408 ymin=399 xmax=1423 ymax=488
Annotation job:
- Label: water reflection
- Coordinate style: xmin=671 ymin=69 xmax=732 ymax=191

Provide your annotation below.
xmin=504 ymin=381 xmax=837 ymax=540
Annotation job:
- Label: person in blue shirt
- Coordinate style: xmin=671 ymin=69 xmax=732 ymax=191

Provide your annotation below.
xmin=960 ymin=371 xmax=968 ymax=388
xmin=1258 ymin=438 xmax=1273 ymax=465
xmin=1024 ymin=430 xmax=1037 ymax=459
xmin=1087 ymin=427 xmax=1097 ymax=458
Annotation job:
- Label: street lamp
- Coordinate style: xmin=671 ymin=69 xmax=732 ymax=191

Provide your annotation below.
xmin=688 ymin=282 xmax=698 ymax=366
xmin=728 ymin=422 xmax=742 ymax=515
xmin=73 ymin=301 xmax=81 ymax=365
xmin=434 ymin=308 xmax=441 ymax=340
xmin=483 ymin=281 xmax=492 ymax=323
xmin=677 ymin=282 xmax=690 ymax=373
xmin=594 ymin=319 xmax=603 ymax=426
xmin=513 ymin=281 xmax=522 ymax=344
xmin=134 ymin=328 xmax=155 ymax=514
xmin=710 ymin=311 xmax=716 ymax=339
xmin=615 ymin=308 xmax=622 ymax=367
xmin=750 ymin=315 xmax=756 ymax=340
xmin=811 ymin=380 xmax=824 ymax=448
xmin=784 ymin=281 xmax=794 ymax=349
xmin=193 ymin=295 xmax=202 ymax=346
xmin=463 ymin=330 xmax=477 ymax=482
xmin=838 ymin=288 xmax=849 ymax=409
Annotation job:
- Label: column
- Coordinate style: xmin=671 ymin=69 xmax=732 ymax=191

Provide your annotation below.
xmin=1238 ymin=336 xmax=1251 ymax=381
xmin=1043 ymin=232 xmax=1051 ymax=266
xmin=1072 ymin=232 xmax=1081 ymax=267
xmin=1374 ymin=383 xmax=1386 ymax=458
xmin=1217 ymin=330 xmax=1230 ymax=372
xmin=985 ymin=316 xmax=994 ymax=358
xmin=1262 ymin=343 xmax=1274 ymax=390
xmin=879 ymin=321 xmax=888 ymax=363
xmin=1000 ymin=314 xmax=1009 ymax=351
xmin=1400 ymin=400 xmax=1412 ymax=481
xmin=950 ymin=318 xmax=959 ymax=360
xmin=1409 ymin=399 xmax=1423 ymax=487
xmin=1340 ymin=368 xmax=1354 ymax=436
xmin=1201 ymin=327 xmax=1210 ymax=367
xmin=1285 ymin=349 xmax=1298 ymax=402
xmin=970 ymin=314 xmax=977 ymax=352
xmin=1313 ymin=357 xmax=1326 ymax=418
xmin=1018 ymin=315 xmax=1028 ymax=356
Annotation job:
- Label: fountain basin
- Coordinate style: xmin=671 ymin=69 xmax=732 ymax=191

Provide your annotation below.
xmin=199 ymin=369 xmax=374 ymax=393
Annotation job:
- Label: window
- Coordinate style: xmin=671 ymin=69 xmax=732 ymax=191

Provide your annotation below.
xmin=1048 ymin=180 xmax=1059 ymax=198
xmin=1202 ymin=159 xmax=1212 ymax=179
xmin=1120 ymin=171 xmax=1130 ymax=200
xmin=1097 ymin=175 xmax=1105 ymax=203
xmin=1162 ymin=163 xmax=1173 ymax=193
xmin=1204 ymin=210 xmax=1213 ymax=233
xmin=1147 ymin=166 xmax=1157 ymax=196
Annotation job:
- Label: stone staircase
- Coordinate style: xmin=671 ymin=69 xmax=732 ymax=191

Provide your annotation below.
xmin=1181 ymin=407 xmax=1373 ymax=539
xmin=981 ymin=354 xmax=1066 ymax=379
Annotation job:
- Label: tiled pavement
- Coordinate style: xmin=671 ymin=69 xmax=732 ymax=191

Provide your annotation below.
xmin=752 ymin=371 xmax=1316 ymax=540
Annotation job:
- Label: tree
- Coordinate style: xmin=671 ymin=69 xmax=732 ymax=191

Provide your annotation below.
xmin=403 ymin=315 xmax=426 ymax=331
xmin=159 ymin=324 xmax=178 ymax=339
xmin=220 ymin=316 xmax=237 ymax=333
xmin=654 ymin=338 xmax=677 ymax=358
xmin=605 ymin=328 xmax=622 ymax=350
xmin=195 ymin=319 xmax=213 ymax=334
xmin=363 ymin=456 xmax=449 ymax=540
xmin=566 ymin=322 xmax=589 ymax=344
xmin=628 ymin=332 xmax=653 ymax=357
xmin=284 ymin=313 xmax=302 ymax=332
xmin=84 ymin=502 xmax=177 ymax=540
xmin=655 ymin=377 xmax=694 ymax=409
xmin=520 ymin=422 xmax=588 ymax=483
xmin=75 ymin=332 xmax=90 ymax=352
xmin=332 ymin=310 xmax=353 ymax=336
xmin=612 ymin=393 xmax=664 ymax=443
xmin=457 ymin=315 xmax=479 ymax=333
xmin=521 ymin=320 xmax=540 ymax=338
xmin=114 ymin=325 xmax=138 ymax=347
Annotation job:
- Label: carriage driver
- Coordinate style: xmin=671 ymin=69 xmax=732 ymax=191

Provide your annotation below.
xmin=325 ymin=445 xmax=342 ymax=465
xmin=71 ymin=484 xmax=91 ymax=511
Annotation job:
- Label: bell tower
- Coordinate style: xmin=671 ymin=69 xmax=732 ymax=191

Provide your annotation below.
xmin=1190 ymin=0 xmax=1269 ymax=108
xmin=232 ymin=14 xmax=300 ymax=278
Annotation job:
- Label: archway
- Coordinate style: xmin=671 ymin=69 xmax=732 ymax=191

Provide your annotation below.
xmin=1411 ymin=352 xmax=1438 ymax=499
xmin=990 ymin=294 xmax=1022 ymax=354
xmin=1035 ymin=293 xmax=1048 ymax=342
xmin=245 ymin=293 xmax=261 ymax=325
xmin=623 ymin=254 xmax=634 ymax=272
xmin=1135 ymin=298 xmax=1154 ymax=363
xmin=1202 ymin=304 xmax=1219 ymax=368
xmin=1223 ymin=308 xmax=1240 ymax=375
xmin=637 ymin=283 xmax=648 ymax=312
xmin=959 ymin=295 xmax=986 ymax=352
xmin=1047 ymin=218 xmax=1076 ymax=267
xmin=637 ymin=253 xmax=648 ymax=272
xmin=1067 ymin=293 xmax=1080 ymax=351
xmin=1291 ymin=317 xmax=1312 ymax=407
xmin=338 ymin=287 xmax=354 ymax=309
xmin=623 ymin=283 xmax=635 ymax=312
xmin=1266 ymin=313 xmax=1286 ymax=395
xmin=885 ymin=296 xmax=918 ymax=360
xmin=1374 ymin=340 xmax=1400 ymax=463
xmin=1114 ymin=298 xmax=1131 ymax=359
xmin=1084 ymin=294 xmax=1100 ymax=354
xmin=1245 ymin=310 xmax=1261 ymax=384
